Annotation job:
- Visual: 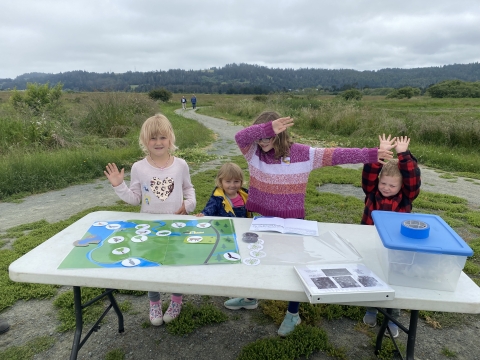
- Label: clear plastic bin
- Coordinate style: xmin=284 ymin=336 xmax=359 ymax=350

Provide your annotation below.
xmin=376 ymin=240 xmax=467 ymax=291
xmin=372 ymin=211 xmax=473 ymax=292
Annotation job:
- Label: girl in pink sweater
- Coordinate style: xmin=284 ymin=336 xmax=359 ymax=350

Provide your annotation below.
xmin=105 ymin=114 xmax=196 ymax=327
xmin=234 ymin=111 xmax=392 ymax=336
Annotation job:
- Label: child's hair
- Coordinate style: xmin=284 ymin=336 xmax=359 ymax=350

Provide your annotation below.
xmin=379 ymin=159 xmax=402 ymax=179
xmin=253 ymin=111 xmax=292 ymax=159
xmin=139 ymin=114 xmax=177 ymax=155
xmin=215 ymin=163 xmax=244 ymax=188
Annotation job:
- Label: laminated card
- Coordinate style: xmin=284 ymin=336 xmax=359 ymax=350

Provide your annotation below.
xmin=59 ymin=219 xmax=240 ymax=269
xmin=294 ymin=263 xmax=395 ymax=303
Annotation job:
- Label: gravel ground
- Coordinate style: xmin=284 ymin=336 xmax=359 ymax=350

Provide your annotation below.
xmin=1 ymin=108 xmax=480 ymax=360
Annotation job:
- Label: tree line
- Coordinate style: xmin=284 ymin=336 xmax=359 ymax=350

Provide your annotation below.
xmin=1 ymin=62 xmax=480 ymax=94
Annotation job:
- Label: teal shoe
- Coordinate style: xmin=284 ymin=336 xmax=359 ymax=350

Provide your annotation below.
xmin=278 ymin=311 xmax=301 ymax=337
xmin=224 ymin=298 xmax=258 ymax=310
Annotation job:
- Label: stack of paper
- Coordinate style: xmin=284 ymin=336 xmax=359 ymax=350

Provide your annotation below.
xmin=249 ymin=217 xmax=319 ymax=236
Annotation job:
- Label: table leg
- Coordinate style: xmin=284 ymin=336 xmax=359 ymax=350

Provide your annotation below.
xmin=106 ymin=288 xmax=125 ymax=333
xmin=374 ymin=308 xmax=418 ymax=360
xmin=69 ymin=287 xmax=124 ymax=360
xmin=71 ymin=286 xmax=83 ymax=360
xmin=406 ymin=310 xmax=419 ymax=360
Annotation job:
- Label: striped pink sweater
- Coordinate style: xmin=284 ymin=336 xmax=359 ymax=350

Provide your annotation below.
xmin=235 ymin=122 xmax=378 ymax=218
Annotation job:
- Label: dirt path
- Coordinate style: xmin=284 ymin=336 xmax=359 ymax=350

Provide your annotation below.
xmin=1 ymin=109 xmax=480 ymax=360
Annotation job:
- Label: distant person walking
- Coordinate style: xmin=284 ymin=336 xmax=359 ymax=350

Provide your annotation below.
xmin=191 ymin=94 xmax=197 ymax=109
xmin=181 ymin=96 xmax=187 ymax=110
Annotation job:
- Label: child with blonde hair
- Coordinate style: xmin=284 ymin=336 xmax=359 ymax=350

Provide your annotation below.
xmin=104 ymin=114 xmax=196 ymax=326
xmin=234 ymin=111 xmax=393 ymax=336
xmin=196 ymin=162 xmax=256 ymax=309
xmin=362 ymin=134 xmax=421 ymax=338
xmin=197 ymin=162 xmax=251 ymax=218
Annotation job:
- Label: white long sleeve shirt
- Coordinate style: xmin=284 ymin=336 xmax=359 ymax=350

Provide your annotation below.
xmin=113 ymin=157 xmax=196 ymax=214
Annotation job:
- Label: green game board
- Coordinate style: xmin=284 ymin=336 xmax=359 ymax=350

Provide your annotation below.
xmin=58 ymin=219 xmax=240 ymax=269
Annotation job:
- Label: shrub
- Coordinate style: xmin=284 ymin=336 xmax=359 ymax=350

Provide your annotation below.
xmin=6 ymin=82 xmax=71 ymax=150
xmin=10 ymin=82 xmax=63 ymax=115
xmin=252 ymin=95 xmax=268 ymax=102
xmin=427 ymin=80 xmax=480 ymax=98
xmin=386 ymin=87 xmax=420 ymax=99
xmin=148 ymin=88 xmax=172 ymax=102
xmin=339 ymin=89 xmax=363 ymax=101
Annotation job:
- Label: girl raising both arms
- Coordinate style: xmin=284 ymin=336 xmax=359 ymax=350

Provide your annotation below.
xmin=233 ymin=111 xmax=393 ymax=336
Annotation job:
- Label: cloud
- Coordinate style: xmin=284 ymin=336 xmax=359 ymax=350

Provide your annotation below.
xmin=1 ymin=0 xmax=479 ymax=78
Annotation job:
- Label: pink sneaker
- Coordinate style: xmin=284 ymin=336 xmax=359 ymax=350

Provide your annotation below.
xmin=163 ymin=301 xmax=182 ymax=323
xmin=149 ymin=301 xmax=163 ymax=326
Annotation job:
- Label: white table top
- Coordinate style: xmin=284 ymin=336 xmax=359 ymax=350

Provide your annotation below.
xmin=9 ymin=211 xmax=480 ymax=313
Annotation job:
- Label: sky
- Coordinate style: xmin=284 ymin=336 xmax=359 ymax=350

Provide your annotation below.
xmin=1 ymin=0 xmax=479 ymax=79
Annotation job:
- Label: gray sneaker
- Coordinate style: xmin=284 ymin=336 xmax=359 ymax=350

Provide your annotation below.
xmin=385 ymin=321 xmax=399 ymax=338
xmin=363 ymin=310 xmax=378 ymax=327
xmin=224 ymin=298 xmax=258 ymax=310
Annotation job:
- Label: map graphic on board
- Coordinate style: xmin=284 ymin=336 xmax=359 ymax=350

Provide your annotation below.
xmin=58 ymin=219 xmax=240 ymax=269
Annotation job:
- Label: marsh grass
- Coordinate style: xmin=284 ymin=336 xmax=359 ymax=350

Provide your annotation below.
xmin=237 ymin=324 xmax=346 ymax=360
xmin=0 ymin=146 xmax=141 ymax=199
xmin=0 ymin=335 xmax=55 ymax=359
xmin=80 ymin=92 xmax=157 ymax=137
xmin=199 ymin=95 xmax=480 ymax=173
xmin=0 ymin=93 xmax=214 ymax=200
xmin=441 ymin=347 xmax=457 ymax=358
xmin=105 ymin=349 xmax=126 ymax=360
xmin=163 ymin=301 xmax=229 ymax=336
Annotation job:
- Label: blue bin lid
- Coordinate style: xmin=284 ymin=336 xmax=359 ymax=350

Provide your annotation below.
xmin=372 ymin=211 xmax=473 ymax=256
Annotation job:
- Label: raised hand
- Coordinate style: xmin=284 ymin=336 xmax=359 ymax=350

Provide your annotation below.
xmin=377 ymin=149 xmax=394 ymax=164
xmin=395 ymin=136 xmax=410 ymax=153
xmin=272 ymin=117 xmax=294 ymax=134
xmin=104 ymin=163 xmax=124 ymax=187
xmin=378 ymin=134 xmax=396 ymax=151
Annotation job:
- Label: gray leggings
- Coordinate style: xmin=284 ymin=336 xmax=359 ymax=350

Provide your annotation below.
xmin=148 ymin=292 xmax=182 ymax=303
xmin=367 ymin=307 xmax=400 ymax=319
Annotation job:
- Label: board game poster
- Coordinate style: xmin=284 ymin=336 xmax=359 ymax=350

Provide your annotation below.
xmin=58 ymin=219 xmax=240 ymax=269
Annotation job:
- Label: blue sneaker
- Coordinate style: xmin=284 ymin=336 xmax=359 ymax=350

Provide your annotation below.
xmin=224 ymin=298 xmax=258 ymax=310
xmin=278 ymin=311 xmax=301 ymax=337
xmin=385 ymin=321 xmax=399 ymax=338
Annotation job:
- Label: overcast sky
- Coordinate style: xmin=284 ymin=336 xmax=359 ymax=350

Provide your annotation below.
xmin=1 ymin=0 xmax=479 ymax=79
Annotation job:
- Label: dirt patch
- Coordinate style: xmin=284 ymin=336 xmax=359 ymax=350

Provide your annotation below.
xmin=1 ymin=109 xmax=480 ymax=360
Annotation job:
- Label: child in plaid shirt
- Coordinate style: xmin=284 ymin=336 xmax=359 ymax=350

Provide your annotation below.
xmin=361 ymin=134 xmax=421 ymax=338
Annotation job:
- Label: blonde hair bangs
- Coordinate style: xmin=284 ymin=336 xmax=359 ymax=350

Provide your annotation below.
xmin=215 ymin=163 xmax=244 ymax=188
xmin=139 ymin=114 xmax=177 ymax=155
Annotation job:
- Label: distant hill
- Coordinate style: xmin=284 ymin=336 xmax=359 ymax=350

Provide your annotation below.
xmin=1 ymin=62 xmax=480 ymax=93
